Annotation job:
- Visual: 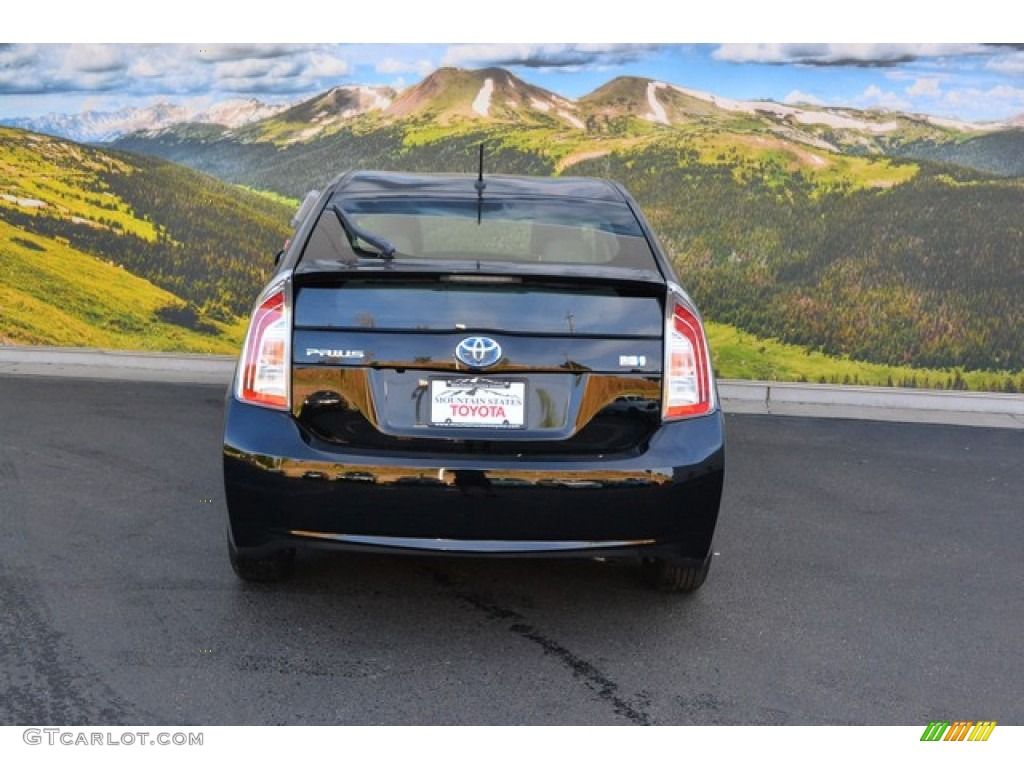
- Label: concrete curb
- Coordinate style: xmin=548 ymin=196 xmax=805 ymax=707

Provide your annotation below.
xmin=718 ymin=380 xmax=1024 ymax=429
xmin=0 ymin=345 xmax=235 ymax=385
xmin=2 ymin=345 xmax=1022 ymax=428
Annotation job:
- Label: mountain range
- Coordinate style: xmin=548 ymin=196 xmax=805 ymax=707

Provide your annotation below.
xmin=2 ymin=66 xmax=1023 ymax=383
xmin=104 ymin=67 xmax=1024 ymax=194
xmin=109 ymin=67 xmax=1024 ymax=377
xmin=7 ymin=67 xmax=1024 ymax=174
xmin=0 ymin=98 xmax=291 ymax=143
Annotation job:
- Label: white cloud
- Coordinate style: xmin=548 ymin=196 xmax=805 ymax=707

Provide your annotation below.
xmin=442 ymin=44 xmax=556 ymax=67
xmin=986 ymin=52 xmax=1024 ymax=75
xmin=376 ymin=58 xmax=434 ymax=77
xmin=215 ymin=58 xmax=281 ymax=80
xmin=63 ymin=44 xmax=124 ymax=73
xmin=376 ymin=58 xmax=405 ymax=73
xmin=784 ymin=90 xmax=825 ymax=106
xmin=128 ymin=58 xmax=162 ymax=79
xmin=713 ymin=43 xmax=989 ymax=66
xmin=0 ymin=44 xmax=357 ymax=98
xmin=943 ymin=84 xmax=1024 ymax=119
xmin=0 ymin=43 xmax=40 ymax=70
xmin=856 ymin=84 xmax=911 ymax=111
xmin=441 ymin=43 xmax=656 ymax=69
xmin=0 ymin=47 xmax=46 ymax=91
xmin=989 ymin=84 xmax=1024 ymax=99
xmin=304 ymin=52 xmax=351 ymax=79
xmin=197 ymin=44 xmax=317 ymax=63
xmin=906 ymin=78 xmax=942 ymax=97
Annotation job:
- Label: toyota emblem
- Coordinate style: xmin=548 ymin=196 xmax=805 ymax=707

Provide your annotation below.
xmin=455 ymin=337 xmax=502 ymax=368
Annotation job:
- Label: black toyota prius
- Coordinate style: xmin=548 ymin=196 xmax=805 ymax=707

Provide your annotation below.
xmin=223 ymin=170 xmax=725 ymax=592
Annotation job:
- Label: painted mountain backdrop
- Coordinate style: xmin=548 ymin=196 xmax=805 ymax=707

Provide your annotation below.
xmin=2 ymin=67 xmax=1023 ymax=389
xmin=0 ymin=127 xmax=289 ymax=352
xmin=1 ymin=98 xmax=291 ymax=143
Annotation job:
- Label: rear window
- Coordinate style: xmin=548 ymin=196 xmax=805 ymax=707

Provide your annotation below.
xmin=300 ymin=196 xmax=658 ymax=269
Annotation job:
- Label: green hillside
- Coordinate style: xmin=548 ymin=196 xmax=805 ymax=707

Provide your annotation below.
xmin=889 ymin=130 xmax=1024 ymax=177
xmin=15 ymin=67 xmax=1024 ymax=388
xmin=572 ymin=145 xmax=1024 ymax=372
xmin=112 ymin=75 xmax=1024 ymax=380
xmin=0 ymin=127 xmax=291 ymax=352
xmin=0 ymin=219 xmax=244 ymax=352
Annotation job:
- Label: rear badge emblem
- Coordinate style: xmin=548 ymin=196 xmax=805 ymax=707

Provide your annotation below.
xmin=455 ymin=337 xmax=502 ymax=368
xmin=306 ymin=348 xmax=365 ymax=360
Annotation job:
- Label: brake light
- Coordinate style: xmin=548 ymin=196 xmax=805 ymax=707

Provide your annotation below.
xmin=663 ymin=299 xmax=713 ymax=420
xmin=237 ymin=287 xmax=290 ymax=409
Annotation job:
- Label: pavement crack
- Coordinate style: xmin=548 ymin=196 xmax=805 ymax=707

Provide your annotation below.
xmin=426 ymin=566 xmax=654 ymax=725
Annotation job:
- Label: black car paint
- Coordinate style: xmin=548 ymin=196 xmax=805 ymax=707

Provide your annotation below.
xmin=224 ymin=170 xmax=725 ymax=573
xmin=224 ymin=396 xmax=724 ymax=564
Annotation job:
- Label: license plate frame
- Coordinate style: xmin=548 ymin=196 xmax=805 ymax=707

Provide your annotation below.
xmin=429 ymin=377 xmax=527 ymax=429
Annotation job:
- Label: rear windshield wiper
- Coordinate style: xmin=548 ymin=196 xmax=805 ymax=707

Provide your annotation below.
xmin=332 ymin=204 xmax=395 ymax=260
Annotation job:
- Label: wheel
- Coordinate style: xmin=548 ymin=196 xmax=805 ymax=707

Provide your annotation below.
xmin=228 ymin=532 xmax=295 ymax=583
xmin=641 ymin=550 xmax=712 ymax=593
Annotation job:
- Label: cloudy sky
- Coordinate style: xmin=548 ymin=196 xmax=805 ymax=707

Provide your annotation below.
xmin=3 ymin=42 xmax=1023 ymax=122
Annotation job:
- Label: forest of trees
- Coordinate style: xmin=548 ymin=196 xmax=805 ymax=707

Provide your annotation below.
xmin=1 ymin=151 xmax=291 ymax=316
xmin=115 ymin=125 xmax=556 ymax=200
xmin=574 ymin=147 xmax=1024 ymax=372
xmin=111 ymin=125 xmax=1024 ymax=374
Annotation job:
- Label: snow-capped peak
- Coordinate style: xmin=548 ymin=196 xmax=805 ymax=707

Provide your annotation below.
xmin=0 ymin=98 xmax=292 ymax=143
xmin=644 ymin=81 xmax=669 ymax=125
xmin=472 ymin=78 xmax=495 ymax=117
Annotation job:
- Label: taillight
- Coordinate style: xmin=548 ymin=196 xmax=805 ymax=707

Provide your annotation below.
xmin=237 ymin=286 xmax=290 ymax=409
xmin=663 ymin=296 xmax=713 ymax=420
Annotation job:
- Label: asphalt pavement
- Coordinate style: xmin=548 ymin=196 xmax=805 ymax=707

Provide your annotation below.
xmin=1 ymin=375 xmax=1021 ymax=725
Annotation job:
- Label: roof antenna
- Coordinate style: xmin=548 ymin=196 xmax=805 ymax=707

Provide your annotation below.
xmin=475 ymin=142 xmax=486 ymax=225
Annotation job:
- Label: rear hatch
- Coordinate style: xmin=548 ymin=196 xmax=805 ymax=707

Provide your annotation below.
xmin=290 ymin=268 xmax=666 ymax=456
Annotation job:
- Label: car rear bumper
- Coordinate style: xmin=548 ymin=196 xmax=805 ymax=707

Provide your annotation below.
xmin=223 ymin=395 xmax=725 ymax=565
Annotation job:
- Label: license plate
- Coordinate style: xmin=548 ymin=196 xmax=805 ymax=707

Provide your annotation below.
xmin=430 ymin=377 xmax=526 ymax=429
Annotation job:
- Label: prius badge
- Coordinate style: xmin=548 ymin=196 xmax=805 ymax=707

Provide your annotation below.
xmin=455 ymin=337 xmax=502 ymax=368
xmin=306 ymin=348 xmax=365 ymax=360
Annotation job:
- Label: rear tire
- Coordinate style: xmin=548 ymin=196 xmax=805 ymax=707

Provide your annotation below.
xmin=228 ymin=533 xmax=295 ymax=583
xmin=642 ymin=550 xmax=712 ymax=593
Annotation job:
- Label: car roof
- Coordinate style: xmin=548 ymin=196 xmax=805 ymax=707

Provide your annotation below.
xmin=332 ymin=170 xmax=627 ymax=203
